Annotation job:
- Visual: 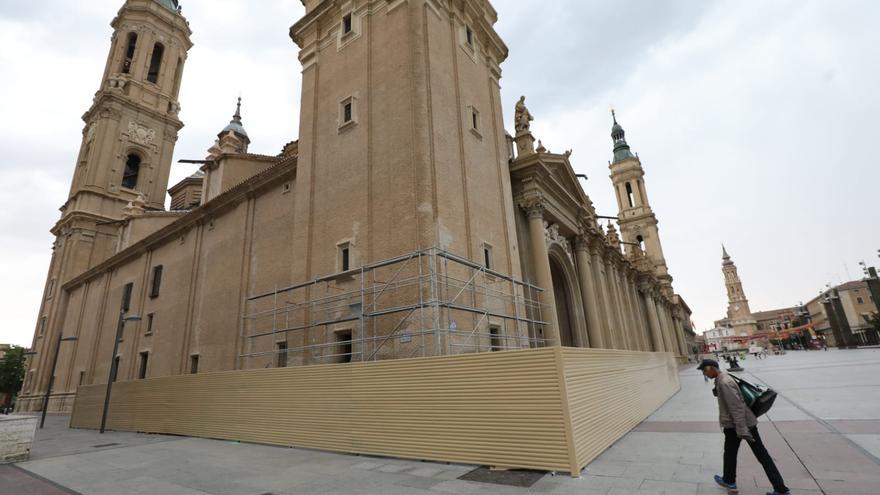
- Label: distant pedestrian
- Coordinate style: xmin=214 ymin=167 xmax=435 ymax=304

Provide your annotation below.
xmin=697 ymin=359 xmax=791 ymax=495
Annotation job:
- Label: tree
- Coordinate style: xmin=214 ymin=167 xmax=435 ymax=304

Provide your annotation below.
xmin=0 ymin=346 xmax=27 ymax=405
xmin=865 ymin=313 xmax=880 ymax=332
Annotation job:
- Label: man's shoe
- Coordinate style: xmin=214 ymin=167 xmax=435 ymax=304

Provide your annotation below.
xmin=766 ymin=492 xmax=791 ymax=495
xmin=713 ymin=475 xmax=738 ymax=493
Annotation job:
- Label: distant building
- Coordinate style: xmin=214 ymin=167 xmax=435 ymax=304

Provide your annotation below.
xmin=806 ymin=280 xmax=879 ymax=347
xmin=713 ymin=247 xmax=758 ymax=337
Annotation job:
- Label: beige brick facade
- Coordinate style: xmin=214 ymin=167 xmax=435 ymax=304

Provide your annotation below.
xmin=18 ymin=0 xmax=692 ymax=414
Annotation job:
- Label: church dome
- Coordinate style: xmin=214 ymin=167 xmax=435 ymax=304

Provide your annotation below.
xmin=158 ymin=0 xmax=180 ymax=13
xmin=219 ymin=97 xmax=249 ymax=141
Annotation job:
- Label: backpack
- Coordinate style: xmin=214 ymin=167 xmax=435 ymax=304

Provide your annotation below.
xmin=730 ymin=374 xmax=777 ymax=417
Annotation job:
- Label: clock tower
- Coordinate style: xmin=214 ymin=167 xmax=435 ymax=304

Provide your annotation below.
xmin=721 ymin=246 xmax=757 ymax=336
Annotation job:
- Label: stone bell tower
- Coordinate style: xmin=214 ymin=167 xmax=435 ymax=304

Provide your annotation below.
xmin=289 ymin=0 xmax=519 ymax=282
xmin=608 ymin=110 xmax=673 ymax=294
xmin=20 ymin=0 xmax=191 ymax=412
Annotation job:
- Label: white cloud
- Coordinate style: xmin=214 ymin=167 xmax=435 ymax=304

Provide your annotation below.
xmin=1 ymin=0 xmax=877 ymax=344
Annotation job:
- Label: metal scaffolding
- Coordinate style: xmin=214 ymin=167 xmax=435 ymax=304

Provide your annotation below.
xmin=240 ymin=248 xmax=548 ymax=368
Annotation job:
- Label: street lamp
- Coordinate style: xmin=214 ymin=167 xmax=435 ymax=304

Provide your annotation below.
xmin=99 ymin=312 xmax=141 ymax=434
xmin=40 ymin=335 xmax=78 ymax=428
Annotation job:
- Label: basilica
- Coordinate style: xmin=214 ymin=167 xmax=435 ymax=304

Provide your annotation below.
xmin=18 ymin=0 xmax=694 ymax=413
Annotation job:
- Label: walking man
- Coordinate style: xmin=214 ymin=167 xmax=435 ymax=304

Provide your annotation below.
xmin=697 ymin=359 xmax=790 ymax=495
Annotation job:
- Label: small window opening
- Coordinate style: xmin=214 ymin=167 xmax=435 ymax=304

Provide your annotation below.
xmin=339 ymin=244 xmax=351 ymax=272
xmin=342 ymin=13 xmax=353 ymax=34
xmin=138 ymin=352 xmax=149 ymax=379
xmin=39 ymin=316 xmax=47 ymax=336
xmin=122 ymin=33 xmax=137 ymax=74
xmin=472 ymin=109 xmax=479 ymax=130
xmin=111 ymin=356 xmax=121 ymax=383
xmin=343 ymin=101 xmax=353 ymax=124
xmin=625 ymin=182 xmax=635 ymax=208
xmin=483 ymin=245 xmax=492 ymax=270
xmin=147 ymin=43 xmax=164 ymax=84
xmin=276 ymin=342 xmax=288 ymax=368
xmin=337 ymin=330 xmax=352 ymax=363
xmin=857 ymin=297 xmax=864 ymax=304
xmin=489 ymin=326 xmax=501 ymax=352
xmin=636 ymin=235 xmax=645 ymax=252
xmin=122 ymin=154 xmax=141 ymax=189
xmin=190 ymin=355 xmax=199 ymax=374
xmin=122 ymin=282 xmax=134 ymax=312
xmin=145 ymin=313 xmax=154 ymax=335
xmin=149 ymin=265 xmax=163 ymax=298
xmin=466 ymin=26 xmax=474 ymax=46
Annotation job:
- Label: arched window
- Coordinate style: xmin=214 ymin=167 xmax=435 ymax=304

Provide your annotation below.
xmin=122 ymin=33 xmax=138 ymax=74
xmin=625 ymin=182 xmax=636 ymax=207
xmin=147 ymin=43 xmax=164 ymax=84
xmin=122 ymin=153 xmax=141 ymax=189
xmin=636 ymin=235 xmax=645 ymax=252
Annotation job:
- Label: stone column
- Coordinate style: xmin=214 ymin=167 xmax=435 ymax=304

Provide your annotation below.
xmin=590 ymin=246 xmax=613 ymax=348
xmin=658 ymin=302 xmax=676 ymax=354
xmin=616 ymin=264 xmax=636 ymax=350
xmin=673 ymin=315 xmax=688 ymax=357
xmin=641 ymin=287 xmax=665 ymax=352
xmin=626 ymin=274 xmax=647 ymax=351
xmin=575 ymin=236 xmax=603 ymax=348
xmin=607 ymin=260 xmax=631 ymax=349
xmin=603 ymin=257 xmax=624 ymax=348
xmin=619 ymin=268 xmax=640 ymax=350
xmin=524 ymin=203 xmax=561 ymax=346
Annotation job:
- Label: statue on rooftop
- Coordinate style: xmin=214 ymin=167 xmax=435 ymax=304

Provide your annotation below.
xmin=514 ymin=96 xmax=533 ymax=134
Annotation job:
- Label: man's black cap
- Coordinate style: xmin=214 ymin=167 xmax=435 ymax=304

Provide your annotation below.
xmin=697 ymin=359 xmax=719 ymax=370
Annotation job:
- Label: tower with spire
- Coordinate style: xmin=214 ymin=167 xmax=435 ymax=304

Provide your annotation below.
xmin=608 ymin=110 xmax=673 ymax=295
xmin=24 ymin=0 xmax=192 ymax=413
xmin=718 ymin=246 xmax=758 ymax=335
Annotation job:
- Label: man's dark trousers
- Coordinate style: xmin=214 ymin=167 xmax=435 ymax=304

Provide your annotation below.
xmin=723 ymin=427 xmax=789 ymax=493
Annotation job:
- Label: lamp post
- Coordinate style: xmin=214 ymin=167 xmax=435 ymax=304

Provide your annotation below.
xmin=40 ymin=335 xmax=78 ymax=428
xmin=99 ymin=310 xmax=140 ymax=434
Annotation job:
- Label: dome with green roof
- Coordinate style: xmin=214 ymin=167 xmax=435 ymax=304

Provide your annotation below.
xmin=158 ymin=0 xmax=180 ymax=12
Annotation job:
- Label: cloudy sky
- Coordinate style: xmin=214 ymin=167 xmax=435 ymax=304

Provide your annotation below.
xmin=1 ymin=0 xmax=878 ymax=346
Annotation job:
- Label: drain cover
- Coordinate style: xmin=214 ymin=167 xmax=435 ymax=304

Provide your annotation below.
xmin=458 ymin=466 xmax=546 ymax=487
xmin=92 ymin=443 xmax=121 ymax=448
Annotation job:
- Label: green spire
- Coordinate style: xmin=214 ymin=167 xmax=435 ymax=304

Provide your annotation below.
xmin=611 ymin=109 xmax=635 ymax=163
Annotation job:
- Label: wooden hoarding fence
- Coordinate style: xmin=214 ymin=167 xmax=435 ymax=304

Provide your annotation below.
xmin=71 ymin=347 xmax=679 ymax=475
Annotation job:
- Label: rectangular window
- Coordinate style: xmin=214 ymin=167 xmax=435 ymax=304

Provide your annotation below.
xmin=79 ymin=371 xmax=86 ymax=386
xmin=337 ymin=330 xmax=352 ymax=363
xmin=482 ymin=243 xmax=493 ymax=270
xmin=149 ymin=265 xmax=163 ymax=298
xmin=122 ymin=282 xmax=134 ymax=312
xmin=466 ymin=26 xmax=474 ymax=46
xmin=342 ymin=13 xmax=353 ymax=34
xmin=343 ymin=101 xmax=353 ymax=123
xmin=341 ymin=246 xmax=350 ymax=272
xmin=190 ymin=355 xmax=199 ymax=374
xmin=276 ymin=342 xmax=288 ymax=368
xmin=111 ymin=356 xmax=121 ymax=383
xmin=472 ymin=109 xmax=479 ymax=130
xmin=138 ymin=352 xmax=149 ymax=379
xmin=489 ymin=326 xmax=501 ymax=352
xmin=145 ymin=313 xmax=154 ymax=335
xmin=857 ymin=297 xmax=864 ymax=304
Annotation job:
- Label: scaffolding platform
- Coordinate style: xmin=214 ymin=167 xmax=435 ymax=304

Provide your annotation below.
xmin=241 ymin=248 xmax=549 ymax=368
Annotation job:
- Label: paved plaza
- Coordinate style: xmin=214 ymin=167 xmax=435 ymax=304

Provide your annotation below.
xmin=5 ymin=349 xmax=879 ymax=495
